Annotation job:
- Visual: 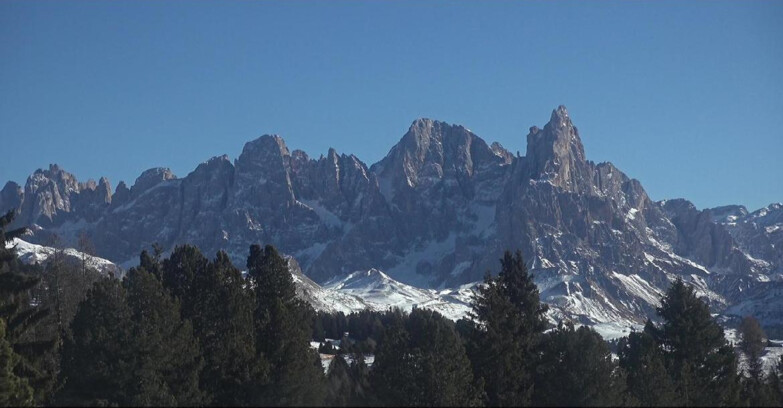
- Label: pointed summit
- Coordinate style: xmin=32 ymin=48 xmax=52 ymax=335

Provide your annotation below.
xmin=549 ymin=104 xmax=571 ymax=125
xmin=525 ymin=105 xmax=590 ymax=192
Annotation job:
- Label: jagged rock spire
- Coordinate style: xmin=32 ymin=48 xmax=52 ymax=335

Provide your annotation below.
xmin=525 ymin=105 xmax=589 ymax=192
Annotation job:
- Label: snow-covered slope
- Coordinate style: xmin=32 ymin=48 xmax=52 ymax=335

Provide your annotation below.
xmin=322 ymin=269 xmax=475 ymax=321
xmin=9 ymin=238 xmax=123 ymax=277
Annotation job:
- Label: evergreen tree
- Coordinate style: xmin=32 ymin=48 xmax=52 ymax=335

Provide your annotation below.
xmin=185 ymin=250 xmax=261 ymax=405
xmin=617 ymin=325 xmax=677 ymax=406
xmin=647 ymin=278 xmax=741 ymax=406
xmin=770 ymin=356 xmax=783 ymax=406
xmin=738 ymin=315 xmax=777 ymax=406
xmin=468 ymin=250 xmax=548 ymax=406
xmin=0 ymin=210 xmax=55 ymax=404
xmin=247 ymin=244 xmax=325 ymax=406
xmin=534 ymin=323 xmax=625 ymax=407
xmin=161 ymin=245 xmax=209 ymax=306
xmin=0 ymin=318 xmax=33 ymax=407
xmin=124 ymin=267 xmax=205 ymax=406
xmin=325 ymin=355 xmax=353 ymax=407
xmin=56 ymin=277 xmax=134 ymax=406
xmin=739 ymin=316 xmax=766 ymax=380
xmin=371 ymin=308 xmax=483 ymax=406
xmin=347 ymin=353 xmax=372 ymax=406
xmin=59 ymin=264 xmax=206 ymax=406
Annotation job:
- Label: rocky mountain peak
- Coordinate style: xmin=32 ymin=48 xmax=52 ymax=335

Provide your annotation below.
xmin=372 ymin=117 xmax=503 ymax=197
xmin=3 ymin=107 xmax=780 ymax=332
xmin=0 ymin=181 xmax=22 ymax=213
xmin=708 ymin=205 xmax=749 ymax=223
xmin=111 ymin=181 xmax=131 ymax=207
xmin=233 ymin=134 xmax=296 ymax=209
xmin=525 ymin=105 xmax=589 ymax=192
xmin=131 ymin=167 xmax=176 ymax=197
xmin=238 ymin=134 xmax=290 ymax=161
xmin=549 ymin=104 xmax=571 ymax=126
xmin=490 ymin=141 xmax=514 ymax=163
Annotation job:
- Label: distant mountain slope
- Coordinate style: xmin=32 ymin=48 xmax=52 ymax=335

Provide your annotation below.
xmin=8 ymin=237 xmax=123 ymax=277
xmin=9 ymin=238 xmax=474 ymax=324
xmin=2 ymin=106 xmax=780 ymax=328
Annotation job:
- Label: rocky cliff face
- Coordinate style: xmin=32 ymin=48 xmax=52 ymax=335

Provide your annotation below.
xmin=2 ymin=106 xmax=780 ymax=328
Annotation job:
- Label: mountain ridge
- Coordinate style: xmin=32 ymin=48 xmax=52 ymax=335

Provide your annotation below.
xmin=2 ymin=106 xmax=780 ymax=328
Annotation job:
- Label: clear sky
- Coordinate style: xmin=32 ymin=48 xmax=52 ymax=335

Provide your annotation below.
xmin=1 ymin=1 xmax=781 ymax=211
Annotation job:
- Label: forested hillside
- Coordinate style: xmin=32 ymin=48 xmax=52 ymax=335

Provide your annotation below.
xmin=3 ymin=211 xmax=783 ymax=407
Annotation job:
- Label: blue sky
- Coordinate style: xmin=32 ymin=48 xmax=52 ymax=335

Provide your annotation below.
xmin=1 ymin=1 xmax=781 ymax=211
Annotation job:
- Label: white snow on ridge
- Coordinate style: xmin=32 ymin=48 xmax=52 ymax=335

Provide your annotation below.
xmin=9 ymin=238 xmax=122 ymax=277
xmin=320 ymin=269 xmax=476 ymax=321
xmin=611 ymin=272 xmax=663 ymax=306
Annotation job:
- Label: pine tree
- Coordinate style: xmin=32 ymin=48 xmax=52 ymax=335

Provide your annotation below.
xmin=56 ymin=277 xmax=135 ymax=406
xmin=739 ymin=316 xmax=766 ymax=380
xmin=161 ymin=245 xmax=209 ymax=305
xmin=371 ymin=308 xmax=483 ymax=406
xmin=326 ymin=355 xmax=353 ymax=407
xmin=124 ymin=267 xmax=205 ymax=406
xmin=184 ymin=250 xmax=261 ymax=405
xmin=617 ymin=325 xmax=677 ymax=406
xmin=347 ymin=353 xmax=372 ymax=406
xmin=0 ymin=318 xmax=33 ymax=407
xmin=468 ymin=250 xmax=548 ymax=406
xmin=247 ymin=244 xmax=325 ymax=406
xmin=770 ymin=356 xmax=783 ymax=406
xmin=534 ymin=323 xmax=625 ymax=407
xmin=647 ymin=278 xmax=741 ymax=406
xmin=0 ymin=210 xmax=55 ymax=404
xmin=737 ymin=315 xmax=777 ymax=406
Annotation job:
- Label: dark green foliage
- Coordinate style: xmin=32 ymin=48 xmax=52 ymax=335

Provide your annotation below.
xmin=319 ymin=341 xmax=339 ymax=355
xmin=161 ymin=245 xmax=209 ymax=305
xmin=57 ymin=277 xmax=134 ymax=406
xmin=770 ymin=356 xmax=783 ymax=405
xmin=646 ymin=278 xmax=741 ymax=406
xmin=172 ymin=249 xmax=261 ymax=406
xmin=739 ymin=315 xmax=766 ymax=379
xmin=247 ymin=244 xmax=325 ymax=406
xmin=326 ymin=355 xmax=352 ymax=406
xmin=371 ymin=308 xmax=483 ymax=407
xmin=0 ymin=318 xmax=33 ymax=407
xmin=248 ymin=244 xmax=297 ymax=306
xmin=738 ymin=316 xmax=777 ymax=406
xmin=534 ymin=323 xmax=625 ymax=407
xmin=325 ymin=354 xmax=371 ymax=407
xmin=0 ymin=210 xmax=55 ymax=404
xmin=138 ymin=247 xmax=163 ymax=279
xmin=618 ymin=326 xmax=677 ymax=406
xmin=467 ymin=250 xmax=548 ymax=406
xmin=124 ymin=267 xmax=205 ymax=406
xmin=58 ymin=268 xmax=205 ymax=406
xmin=13 ymin=237 xmax=778 ymax=407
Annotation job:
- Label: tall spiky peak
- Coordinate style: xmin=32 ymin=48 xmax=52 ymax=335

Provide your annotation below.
xmin=525 ymin=105 xmax=590 ymax=192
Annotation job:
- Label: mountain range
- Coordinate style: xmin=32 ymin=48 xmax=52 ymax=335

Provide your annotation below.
xmin=2 ymin=106 xmax=781 ymax=331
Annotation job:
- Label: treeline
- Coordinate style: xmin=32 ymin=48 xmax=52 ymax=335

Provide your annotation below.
xmin=2 ymin=210 xmax=783 ymax=407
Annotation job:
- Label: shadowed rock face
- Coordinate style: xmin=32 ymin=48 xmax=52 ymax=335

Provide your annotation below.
xmin=3 ymin=106 xmax=781 ymax=327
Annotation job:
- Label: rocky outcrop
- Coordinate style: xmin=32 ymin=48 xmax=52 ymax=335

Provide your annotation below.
xmin=3 ymin=106 xmax=780 ymax=327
